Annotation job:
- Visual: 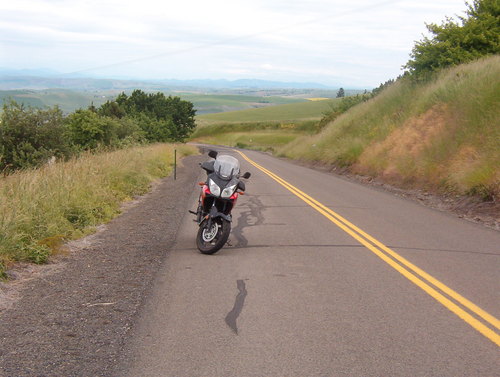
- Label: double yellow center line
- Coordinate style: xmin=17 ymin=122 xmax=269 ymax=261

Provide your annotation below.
xmin=237 ymin=150 xmax=500 ymax=346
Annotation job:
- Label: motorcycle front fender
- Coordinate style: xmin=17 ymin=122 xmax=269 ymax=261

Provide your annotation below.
xmin=207 ymin=206 xmax=232 ymax=222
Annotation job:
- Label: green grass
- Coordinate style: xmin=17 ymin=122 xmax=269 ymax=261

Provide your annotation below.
xmin=279 ymin=56 xmax=500 ymax=198
xmin=0 ymin=143 xmax=196 ymax=278
xmin=191 ymin=97 xmax=332 ymax=152
xmin=197 ymin=98 xmax=340 ymax=124
xmin=191 ymin=120 xmax=320 ymax=153
xmin=0 ymin=90 xmax=308 ymax=115
xmin=181 ymin=93 xmax=305 ymax=115
xmin=0 ymin=89 xmax=110 ymax=113
xmin=195 ymin=131 xmax=301 ymax=152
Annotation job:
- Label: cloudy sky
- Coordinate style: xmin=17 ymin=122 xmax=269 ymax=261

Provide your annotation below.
xmin=1 ymin=0 xmax=468 ymax=87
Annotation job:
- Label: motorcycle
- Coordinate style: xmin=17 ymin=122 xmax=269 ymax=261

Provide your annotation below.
xmin=190 ymin=150 xmax=251 ymax=254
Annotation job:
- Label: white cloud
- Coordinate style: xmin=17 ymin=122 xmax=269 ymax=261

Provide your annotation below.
xmin=0 ymin=0 xmax=469 ymax=86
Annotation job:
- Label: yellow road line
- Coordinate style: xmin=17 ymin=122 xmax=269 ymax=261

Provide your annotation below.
xmin=236 ymin=150 xmax=500 ymax=346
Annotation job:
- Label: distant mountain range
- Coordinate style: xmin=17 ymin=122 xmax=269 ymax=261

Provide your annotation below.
xmin=0 ymin=69 xmax=338 ymax=91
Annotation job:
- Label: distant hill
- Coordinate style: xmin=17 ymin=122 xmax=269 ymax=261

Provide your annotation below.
xmin=0 ymin=71 xmax=365 ymax=114
xmin=0 ymin=89 xmax=111 ymax=113
xmin=156 ymin=78 xmax=334 ymax=90
xmin=0 ymin=71 xmax=338 ymax=91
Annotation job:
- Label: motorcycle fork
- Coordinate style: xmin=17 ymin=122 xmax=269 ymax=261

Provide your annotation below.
xmin=206 ymin=201 xmax=217 ymax=229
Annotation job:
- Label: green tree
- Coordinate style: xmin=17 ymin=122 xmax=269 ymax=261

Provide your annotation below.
xmin=336 ymin=88 xmax=345 ymax=98
xmin=65 ymin=110 xmax=119 ymax=150
xmin=371 ymin=79 xmax=395 ymax=97
xmin=101 ymin=90 xmax=196 ymax=142
xmin=0 ymin=101 xmax=70 ymax=170
xmin=163 ymin=96 xmax=196 ymax=141
xmin=133 ymin=113 xmax=172 ymax=142
xmin=98 ymin=100 xmax=126 ymax=118
xmin=115 ymin=117 xmax=145 ymax=144
xmin=405 ymin=0 xmax=500 ymax=76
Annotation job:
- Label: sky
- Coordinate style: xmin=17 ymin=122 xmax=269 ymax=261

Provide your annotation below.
xmin=0 ymin=0 xmax=469 ymax=88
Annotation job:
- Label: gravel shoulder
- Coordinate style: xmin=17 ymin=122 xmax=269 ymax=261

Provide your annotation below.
xmin=0 ymin=154 xmax=205 ymax=377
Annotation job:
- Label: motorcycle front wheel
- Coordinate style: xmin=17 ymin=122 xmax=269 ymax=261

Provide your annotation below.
xmin=196 ymin=217 xmax=231 ymax=254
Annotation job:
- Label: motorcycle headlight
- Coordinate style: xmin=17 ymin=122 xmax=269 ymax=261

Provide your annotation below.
xmin=221 ymin=184 xmax=237 ymax=198
xmin=208 ymin=179 xmax=220 ymax=197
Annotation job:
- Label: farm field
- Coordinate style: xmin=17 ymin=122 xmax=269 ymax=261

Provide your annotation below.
xmin=191 ymin=97 xmax=339 ymax=151
xmin=0 ymin=89 xmax=111 ymax=113
xmin=179 ymin=93 xmax=305 ymax=115
xmin=197 ymin=97 xmax=340 ymax=125
xmin=0 ymin=89 xmax=310 ymax=115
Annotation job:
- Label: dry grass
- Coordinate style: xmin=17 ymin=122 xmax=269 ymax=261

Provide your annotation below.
xmin=0 ymin=143 xmax=196 ymax=278
xmin=355 ymin=104 xmax=452 ymax=184
xmin=278 ymin=56 xmax=500 ymax=199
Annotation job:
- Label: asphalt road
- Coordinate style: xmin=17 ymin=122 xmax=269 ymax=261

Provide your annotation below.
xmin=118 ymin=147 xmax=499 ymax=377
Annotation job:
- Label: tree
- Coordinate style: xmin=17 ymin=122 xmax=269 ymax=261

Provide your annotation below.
xmin=133 ymin=113 xmax=172 ymax=142
xmin=336 ymin=88 xmax=345 ymax=98
xmin=371 ymin=79 xmax=395 ymax=97
xmin=98 ymin=100 xmax=126 ymax=118
xmin=65 ymin=110 xmax=119 ymax=150
xmin=405 ymin=0 xmax=500 ymax=76
xmin=0 ymin=101 xmax=70 ymax=170
xmin=100 ymin=90 xmax=196 ymax=142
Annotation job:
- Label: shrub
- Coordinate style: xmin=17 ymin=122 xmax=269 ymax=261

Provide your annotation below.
xmin=0 ymin=102 xmax=71 ymax=171
xmin=65 ymin=109 xmax=120 ymax=149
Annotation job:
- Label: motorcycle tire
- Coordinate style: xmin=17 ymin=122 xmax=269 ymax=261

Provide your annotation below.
xmin=196 ymin=217 xmax=231 ymax=254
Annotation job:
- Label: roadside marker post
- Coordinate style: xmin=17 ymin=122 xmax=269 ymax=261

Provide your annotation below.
xmin=174 ymin=149 xmax=177 ymax=180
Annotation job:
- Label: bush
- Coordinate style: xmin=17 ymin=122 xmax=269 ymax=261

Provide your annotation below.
xmin=65 ymin=109 xmax=120 ymax=150
xmin=0 ymin=101 xmax=71 ymax=171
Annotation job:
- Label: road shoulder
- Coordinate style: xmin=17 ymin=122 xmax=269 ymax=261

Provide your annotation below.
xmin=0 ymin=154 xmax=204 ymax=377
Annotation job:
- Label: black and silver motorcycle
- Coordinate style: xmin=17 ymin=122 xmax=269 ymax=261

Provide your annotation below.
xmin=190 ymin=150 xmax=250 ymax=254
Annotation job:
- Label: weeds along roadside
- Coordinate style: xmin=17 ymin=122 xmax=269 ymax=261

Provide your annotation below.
xmin=0 ymin=143 xmax=196 ymax=279
xmin=277 ymin=56 xmax=500 ymax=201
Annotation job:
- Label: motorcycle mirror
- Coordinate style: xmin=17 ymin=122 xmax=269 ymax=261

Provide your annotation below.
xmin=242 ymin=172 xmax=251 ymax=179
xmin=208 ymin=150 xmax=218 ymax=159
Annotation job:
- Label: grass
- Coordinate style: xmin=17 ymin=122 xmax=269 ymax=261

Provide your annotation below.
xmin=0 ymin=89 xmax=110 ymax=113
xmin=197 ymin=98 xmax=341 ymax=124
xmin=181 ymin=93 xmax=305 ymax=115
xmin=278 ymin=56 xmax=500 ymax=198
xmin=191 ymin=120 xmax=320 ymax=152
xmin=0 ymin=143 xmax=196 ymax=278
xmin=0 ymin=90 xmax=307 ymax=115
xmin=195 ymin=131 xmax=300 ymax=152
xmin=192 ymin=98 xmax=341 ymax=152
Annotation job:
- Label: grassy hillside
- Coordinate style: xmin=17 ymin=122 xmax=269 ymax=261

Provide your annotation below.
xmin=279 ymin=56 xmax=499 ymax=199
xmin=197 ymin=98 xmax=340 ymax=124
xmin=0 ymin=89 xmax=110 ymax=113
xmin=191 ymin=98 xmax=339 ymax=150
xmin=182 ymin=94 xmax=305 ymax=115
xmin=0 ymin=89 xmax=306 ymax=115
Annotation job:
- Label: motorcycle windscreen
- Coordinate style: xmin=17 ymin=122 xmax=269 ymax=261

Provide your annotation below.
xmin=214 ymin=155 xmax=240 ymax=180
